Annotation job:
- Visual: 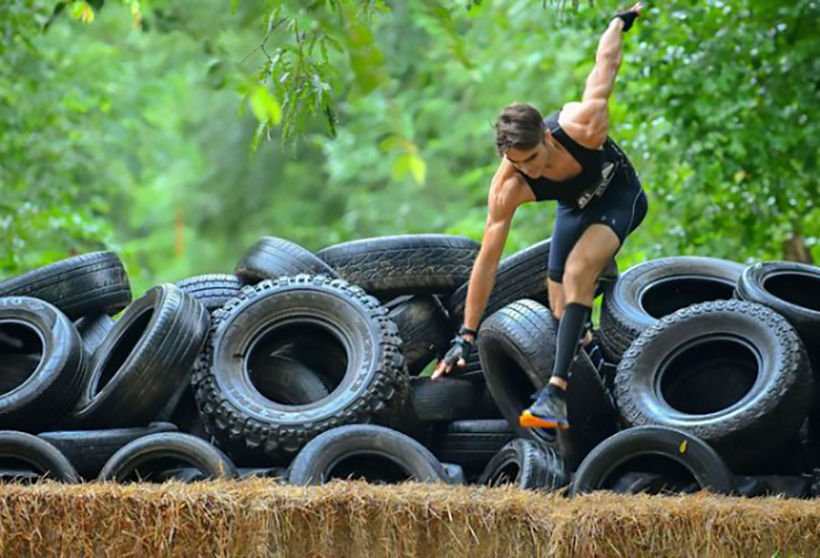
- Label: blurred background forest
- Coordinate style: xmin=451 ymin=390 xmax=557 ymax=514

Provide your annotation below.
xmin=2 ymin=0 xmax=818 ymax=296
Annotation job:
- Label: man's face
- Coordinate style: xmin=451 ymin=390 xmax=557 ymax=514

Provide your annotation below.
xmin=505 ymin=134 xmax=548 ymax=178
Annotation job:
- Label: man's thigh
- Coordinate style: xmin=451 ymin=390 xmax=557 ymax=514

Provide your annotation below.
xmin=565 ymin=223 xmax=621 ymax=280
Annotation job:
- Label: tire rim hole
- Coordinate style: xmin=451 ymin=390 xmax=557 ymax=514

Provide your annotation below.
xmin=763 ymin=273 xmax=820 ymax=312
xmin=485 ymin=351 xmax=556 ymax=444
xmin=0 ymin=457 xmax=45 ymax=483
xmin=325 ymin=453 xmax=412 ymax=484
xmin=604 ymin=454 xmax=699 ymax=494
xmin=659 ymin=337 xmax=758 ymax=415
xmin=0 ymin=321 xmax=43 ymax=394
xmin=121 ymin=457 xmax=203 ymax=483
xmin=95 ymin=308 xmax=154 ymax=396
xmin=487 ymin=461 xmax=521 ymax=487
xmin=247 ymin=323 xmax=347 ymax=405
xmin=641 ymin=277 xmax=735 ymax=319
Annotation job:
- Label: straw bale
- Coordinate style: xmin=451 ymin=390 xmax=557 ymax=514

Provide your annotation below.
xmin=0 ymin=480 xmax=817 ymax=557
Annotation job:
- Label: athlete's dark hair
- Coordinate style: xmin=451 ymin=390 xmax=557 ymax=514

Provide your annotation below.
xmin=494 ymin=103 xmax=546 ymax=157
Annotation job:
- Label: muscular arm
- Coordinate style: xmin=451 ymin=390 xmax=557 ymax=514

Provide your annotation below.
xmin=461 ymin=177 xmax=518 ymax=333
xmin=561 ymin=18 xmax=628 ymax=148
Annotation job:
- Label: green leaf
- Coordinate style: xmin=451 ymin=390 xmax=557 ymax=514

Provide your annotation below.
xmin=250 ymin=86 xmax=282 ymax=125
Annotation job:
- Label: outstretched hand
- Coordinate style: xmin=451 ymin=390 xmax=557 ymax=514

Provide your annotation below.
xmin=626 ymin=2 xmax=643 ymax=16
xmin=431 ymin=334 xmax=472 ymax=380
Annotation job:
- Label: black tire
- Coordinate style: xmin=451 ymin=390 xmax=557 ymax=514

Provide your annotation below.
xmin=235 ymin=236 xmax=337 ymax=284
xmin=557 ymin=349 xmax=619 ymax=473
xmin=71 ymin=284 xmax=210 ymax=428
xmin=286 ymin=424 xmax=448 ymax=485
xmin=74 ymin=314 xmax=115 ymax=362
xmin=614 ymin=300 xmax=813 ymax=470
xmin=569 ymin=426 xmax=734 ymax=496
xmin=600 ymin=256 xmax=744 ymax=363
xmin=478 ymin=299 xmax=612 ymax=457
xmin=0 ymin=252 xmax=131 ymax=320
xmin=478 ymin=438 xmax=568 ymax=491
xmin=39 ymin=422 xmax=178 ymax=479
xmin=250 ymin=356 xmax=331 ymax=404
xmin=385 ymin=295 xmax=451 ymax=375
xmin=192 ymin=275 xmax=407 ymax=463
xmin=175 ymin=274 xmax=243 ymax=311
xmin=735 ymin=261 xmax=820 ymax=360
xmin=316 ymin=234 xmax=480 ymax=299
xmin=477 ymin=299 xmax=560 ymax=447
xmin=98 ymin=432 xmax=237 ymax=482
xmin=0 ymin=431 xmax=80 ymax=483
xmin=447 ymin=239 xmax=552 ymax=327
xmin=427 ymin=419 xmax=514 ymax=473
xmin=409 ymin=377 xmax=500 ymax=423
xmin=0 ymin=297 xmax=85 ymax=431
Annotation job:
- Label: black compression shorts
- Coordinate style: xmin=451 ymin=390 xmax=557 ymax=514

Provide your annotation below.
xmin=547 ymin=160 xmax=648 ymax=283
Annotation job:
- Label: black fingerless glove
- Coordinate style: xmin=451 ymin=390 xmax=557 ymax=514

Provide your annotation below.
xmin=441 ymin=334 xmax=474 ymax=367
xmin=613 ymin=10 xmax=639 ymax=32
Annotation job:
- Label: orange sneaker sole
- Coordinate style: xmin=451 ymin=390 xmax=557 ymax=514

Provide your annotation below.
xmin=519 ymin=411 xmax=569 ymax=430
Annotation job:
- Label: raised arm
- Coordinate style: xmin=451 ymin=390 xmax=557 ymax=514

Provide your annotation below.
xmin=561 ymin=3 xmax=643 ymax=148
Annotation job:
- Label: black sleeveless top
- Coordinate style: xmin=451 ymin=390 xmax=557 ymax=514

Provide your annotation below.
xmin=517 ymin=111 xmax=622 ymax=206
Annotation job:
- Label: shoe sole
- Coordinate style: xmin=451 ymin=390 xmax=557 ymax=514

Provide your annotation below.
xmin=519 ymin=411 xmax=569 ymax=430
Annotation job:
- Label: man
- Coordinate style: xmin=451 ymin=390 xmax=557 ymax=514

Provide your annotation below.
xmin=432 ymin=3 xmax=648 ymax=431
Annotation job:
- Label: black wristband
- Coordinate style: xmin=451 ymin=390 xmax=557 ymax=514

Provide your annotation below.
xmin=458 ymin=325 xmax=477 ymax=338
xmin=613 ymin=11 xmax=638 ymax=32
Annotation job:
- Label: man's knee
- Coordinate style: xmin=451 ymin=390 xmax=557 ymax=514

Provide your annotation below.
xmin=563 ymin=256 xmax=598 ymax=289
xmin=547 ymin=279 xmax=565 ymax=318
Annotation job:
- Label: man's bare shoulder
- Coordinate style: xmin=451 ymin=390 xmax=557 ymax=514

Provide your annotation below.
xmin=490 ymin=159 xmax=533 ymax=219
xmin=559 ymin=101 xmax=608 ymax=149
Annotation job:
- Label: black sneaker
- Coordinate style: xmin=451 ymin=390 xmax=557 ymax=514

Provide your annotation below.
xmin=519 ymin=387 xmax=569 ymax=430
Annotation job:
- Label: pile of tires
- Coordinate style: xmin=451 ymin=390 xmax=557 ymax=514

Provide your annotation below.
xmin=1 ymin=239 xmax=818 ymax=499
xmin=477 ymin=255 xmax=820 ymax=498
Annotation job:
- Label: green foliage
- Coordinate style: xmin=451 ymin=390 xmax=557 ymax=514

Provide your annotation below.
xmin=0 ymin=0 xmax=817 ymax=298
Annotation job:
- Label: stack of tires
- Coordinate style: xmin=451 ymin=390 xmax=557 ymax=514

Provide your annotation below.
xmin=1 ymin=238 xmax=817 ymax=498
xmin=477 ymin=255 xmax=820 ymax=498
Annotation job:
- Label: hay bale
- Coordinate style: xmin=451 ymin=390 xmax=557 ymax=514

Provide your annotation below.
xmin=0 ymin=480 xmax=817 ymax=557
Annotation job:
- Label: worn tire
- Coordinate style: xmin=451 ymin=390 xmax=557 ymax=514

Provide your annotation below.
xmin=0 ymin=431 xmax=80 ymax=483
xmin=447 ymin=240 xmax=552 ymax=327
xmin=557 ymin=348 xmax=619 ymax=473
xmin=175 ymin=274 xmax=243 ymax=311
xmin=600 ymin=256 xmax=744 ymax=363
xmin=235 ymin=236 xmax=337 ymax=284
xmin=71 ymin=284 xmax=210 ymax=428
xmin=39 ymin=422 xmax=178 ymax=479
xmin=735 ymin=261 xmax=820 ymax=359
xmin=570 ymin=426 xmax=734 ymax=496
xmin=0 ymin=252 xmax=131 ymax=320
xmin=478 ymin=438 xmax=568 ymax=491
xmin=192 ymin=275 xmax=407 ymax=463
xmin=615 ymin=300 xmax=812 ymax=470
xmin=385 ymin=295 xmax=451 ymax=375
xmin=98 ymin=432 xmax=237 ymax=482
xmin=286 ymin=424 xmax=448 ymax=485
xmin=74 ymin=314 xmax=115 ymax=362
xmin=427 ymin=419 xmax=514 ymax=473
xmin=409 ymin=377 xmax=500 ymax=423
xmin=316 ymin=234 xmax=480 ymax=299
xmin=477 ymin=299 xmax=560 ymax=447
xmin=0 ymin=297 xmax=86 ymax=431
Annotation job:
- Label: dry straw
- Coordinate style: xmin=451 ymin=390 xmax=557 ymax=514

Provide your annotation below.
xmin=0 ymin=479 xmax=817 ymax=557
